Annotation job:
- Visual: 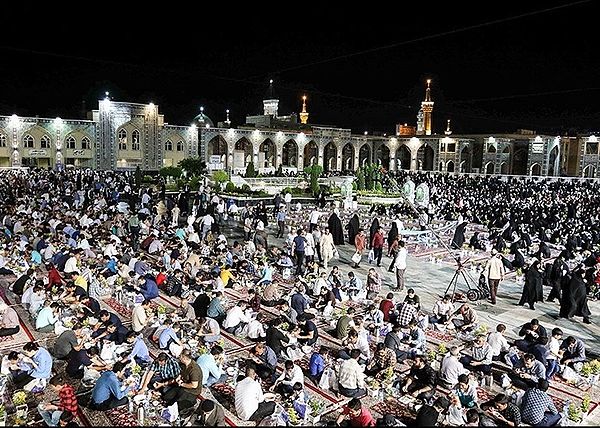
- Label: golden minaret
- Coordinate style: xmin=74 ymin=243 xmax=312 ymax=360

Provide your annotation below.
xmin=300 ymin=95 xmax=309 ymax=124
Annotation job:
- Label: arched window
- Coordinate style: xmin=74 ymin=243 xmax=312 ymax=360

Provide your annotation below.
xmin=40 ymin=135 xmax=51 ymax=149
xmin=66 ymin=136 xmax=76 ymax=149
xmin=23 ymin=134 xmax=34 ymax=148
xmin=176 ymin=140 xmax=184 ymax=151
xmin=165 ymin=140 xmax=173 ymax=151
xmin=118 ymin=129 xmax=127 ymax=150
xmin=81 ymin=136 xmax=91 ymax=150
xmin=0 ymin=134 xmax=6 ymax=147
xmin=131 ymin=130 xmax=140 ymax=150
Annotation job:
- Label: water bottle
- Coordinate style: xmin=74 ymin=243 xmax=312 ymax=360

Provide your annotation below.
xmin=562 ymin=399 xmax=571 ymax=417
xmin=128 ymin=398 xmax=134 ymax=414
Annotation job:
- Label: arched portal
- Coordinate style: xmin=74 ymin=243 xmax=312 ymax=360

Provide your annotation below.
xmin=259 ymin=138 xmax=275 ymax=168
xmin=282 ymin=140 xmax=298 ymax=167
xmin=396 ymin=145 xmax=411 ymax=170
xmin=446 ymin=160 xmax=455 ymax=173
xmin=530 ymin=163 xmax=542 ymax=176
xmin=375 ymin=144 xmax=390 ymax=169
xmin=324 ymin=142 xmax=337 ymax=172
xmin=500 ymin=162 xmax=509 ymax=174
xmin=342 ymin=143 xmax=354 ymax=171
xmin=417 ymin=144 xmax=434 ymax=171
xmin=583 ymin=165 xmax=597 ymax=178
xmin=234 ymin=137 xmax=252 ymax=169
xmin=485 ymin=162 xmax=494 ymax=175
xmin=304 ymin=141 xmax=318 ymax=166
xmin=207 ymin=135 xmax=228 ymax=168
xmin=460 ymin=145 xmax=471 ymax=173
xmin=359 ymin=144 xmax=371 ymax=167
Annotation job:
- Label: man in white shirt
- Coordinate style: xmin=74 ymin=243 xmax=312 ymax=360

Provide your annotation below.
xmin=430 ymin=294 xmax=455 ymax=325
xmin=284 ymin=192 xmax=292 ymax=213
xmin=337 ymin=349 xmax=366 ymax=398
xmin=270 ymin=360 xmax=304 ymax=396
xmin=201 ymin=214 xmax=214 ymax=240
xmin=63 ymin=249 xmax=82 ymax=274
xmin=487 ymin=323 xmax=510 ymax=361
xmin=223 ymin=301 xmax=251 ymax=334
xmin=439 ymin=346 xmax=469 ymax=387
xmin=308 ymin=208 xmax=322 ymax=232
xmin=132 ymin=300 xmax=151 ymax=333
xmin=485 ymin=250 xmax=506 ymax=305
xmin=235 ymin=366 xmax=275 ymax=421
xmin=393 ymin=241 xmax=407 ymax=291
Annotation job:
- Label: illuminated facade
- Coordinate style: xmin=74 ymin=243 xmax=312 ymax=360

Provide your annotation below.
xmin=0 ymin=81 xmax=598 ymax=177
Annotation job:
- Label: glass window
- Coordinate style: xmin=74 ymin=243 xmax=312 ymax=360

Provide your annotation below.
xmin=176 ymin=140 xmax=184 ymax=151
xmin=66 ymin=136 xmax=76 ymax=149
xmin=23 ymin=134 xmax=34 ymax=148
xmin=40 ymin=135 xmax=51 ymax=148
xmin=81 ymin=137 xmax=91 ymax=150
xmin=118 ymin=129 xmax=127 ymax=150
xmin=0 ymin=134 xmax=6 ymax=147
xmin=132 ymin=130 xmax=140 ymax=150
xmin=165 ymin=140 xmax=173 ymax=151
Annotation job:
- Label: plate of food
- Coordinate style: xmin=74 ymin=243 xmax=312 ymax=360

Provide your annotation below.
xmin=226 ymin=367 xmax=237 ymax=376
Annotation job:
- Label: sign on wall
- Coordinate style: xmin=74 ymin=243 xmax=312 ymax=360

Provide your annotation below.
xmin=28 ymin=149 xmax=48 ymax=156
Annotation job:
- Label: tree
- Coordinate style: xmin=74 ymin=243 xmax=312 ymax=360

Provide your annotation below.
xmin=159 ymin=166 xmax=182 ymax=180
xmin=304 ymin=164 xmax=323 ymax=196
xmin=178 ymin=157 xmax=207 ymax=177
xmin=245 ymin=161 xmax=257 ymax=178
xmin=356 ymin=169 xmax=365 ymax=190
xmin=212 ymin=170 xmax=229 ymax=187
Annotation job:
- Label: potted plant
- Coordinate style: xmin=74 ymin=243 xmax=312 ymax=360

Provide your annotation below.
xmin=581 ymin=395 xmax=591 ymax=414
xmin=568 ymin=403 xmax=582 ymax=424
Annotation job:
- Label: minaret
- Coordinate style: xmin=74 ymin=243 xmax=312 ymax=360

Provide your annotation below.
xmin=300 ymin=95 xmax=309 ymax=124
xmin=421 ymin=79 xmax=434 ymax=135
xmin=445 ymin=119 xmax=452 ymax=135
xmin=225 ymin=109 xmax=231 ymax=127
xmin=263 ymin=79 xmax=279 ymax=117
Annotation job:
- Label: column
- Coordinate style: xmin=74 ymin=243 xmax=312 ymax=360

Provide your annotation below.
xmin=275 ymin=144 xmax=282 ymax=169
xmin=336 ymin=145 xmax=343 ymax=171
xmin=353 ymin=144 xmax=360 ymax=169
xmin=298 ymin=144 xmax=305 ymax=171
xmin=318 ymin=144 xmax=324 ymax=166
xmin=389 ymin=146 xmax=397 ymax=171
xmin=410 ymin=147 xmax=418 ymax=171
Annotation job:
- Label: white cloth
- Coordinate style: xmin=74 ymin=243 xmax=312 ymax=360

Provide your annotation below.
xmin=440 ymin=353 xmax=469 ymax=385
xmin=394 ymin=247 xmax=407 ymax=270
xmin=235 ymin=377 xmax=264 ymax=421
xmin=223 ymin=306 xmax=251 ymax=330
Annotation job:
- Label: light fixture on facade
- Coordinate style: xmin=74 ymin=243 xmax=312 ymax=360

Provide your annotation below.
xmin=9 ymin=114 xmax=19 ymax=128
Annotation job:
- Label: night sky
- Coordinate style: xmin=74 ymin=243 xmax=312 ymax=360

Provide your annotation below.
xmin=1 ymin=1 xmax=598 ymax=135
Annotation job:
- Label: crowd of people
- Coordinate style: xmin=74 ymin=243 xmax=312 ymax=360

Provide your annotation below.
xmin=0 ymin=167 xmax=596 ymax=427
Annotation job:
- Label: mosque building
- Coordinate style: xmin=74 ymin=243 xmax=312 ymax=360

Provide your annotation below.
xmin=0 ymin=82 xmax=598 ymax=177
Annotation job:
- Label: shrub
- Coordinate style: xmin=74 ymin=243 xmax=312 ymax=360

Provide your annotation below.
xmin=189 ymin=176 xmax=201 ymax=191
xmin=245 ymin=161 xmax=258 ymax=178
xmin=225 ymin=181 xmax=236 ymax=193
xmin=212 ymin=170 xmax=229 ymax=185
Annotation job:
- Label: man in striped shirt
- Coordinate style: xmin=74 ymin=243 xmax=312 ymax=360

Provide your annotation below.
xmin=37 ymin=374 xmax=78 ymax=426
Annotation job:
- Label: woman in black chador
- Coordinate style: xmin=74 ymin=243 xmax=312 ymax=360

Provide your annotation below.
xmin=451 ymin=221 xmax=468 ymax=249
xmin=327 ymin=211 xmax=345 ymax=245
xmin=346 ymin=213 xmax=360 ymax=245
xmin=518 ymin=259 xmax=543 ymax=310
xmin=559 ymin=267 xmax=591 ymax=324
